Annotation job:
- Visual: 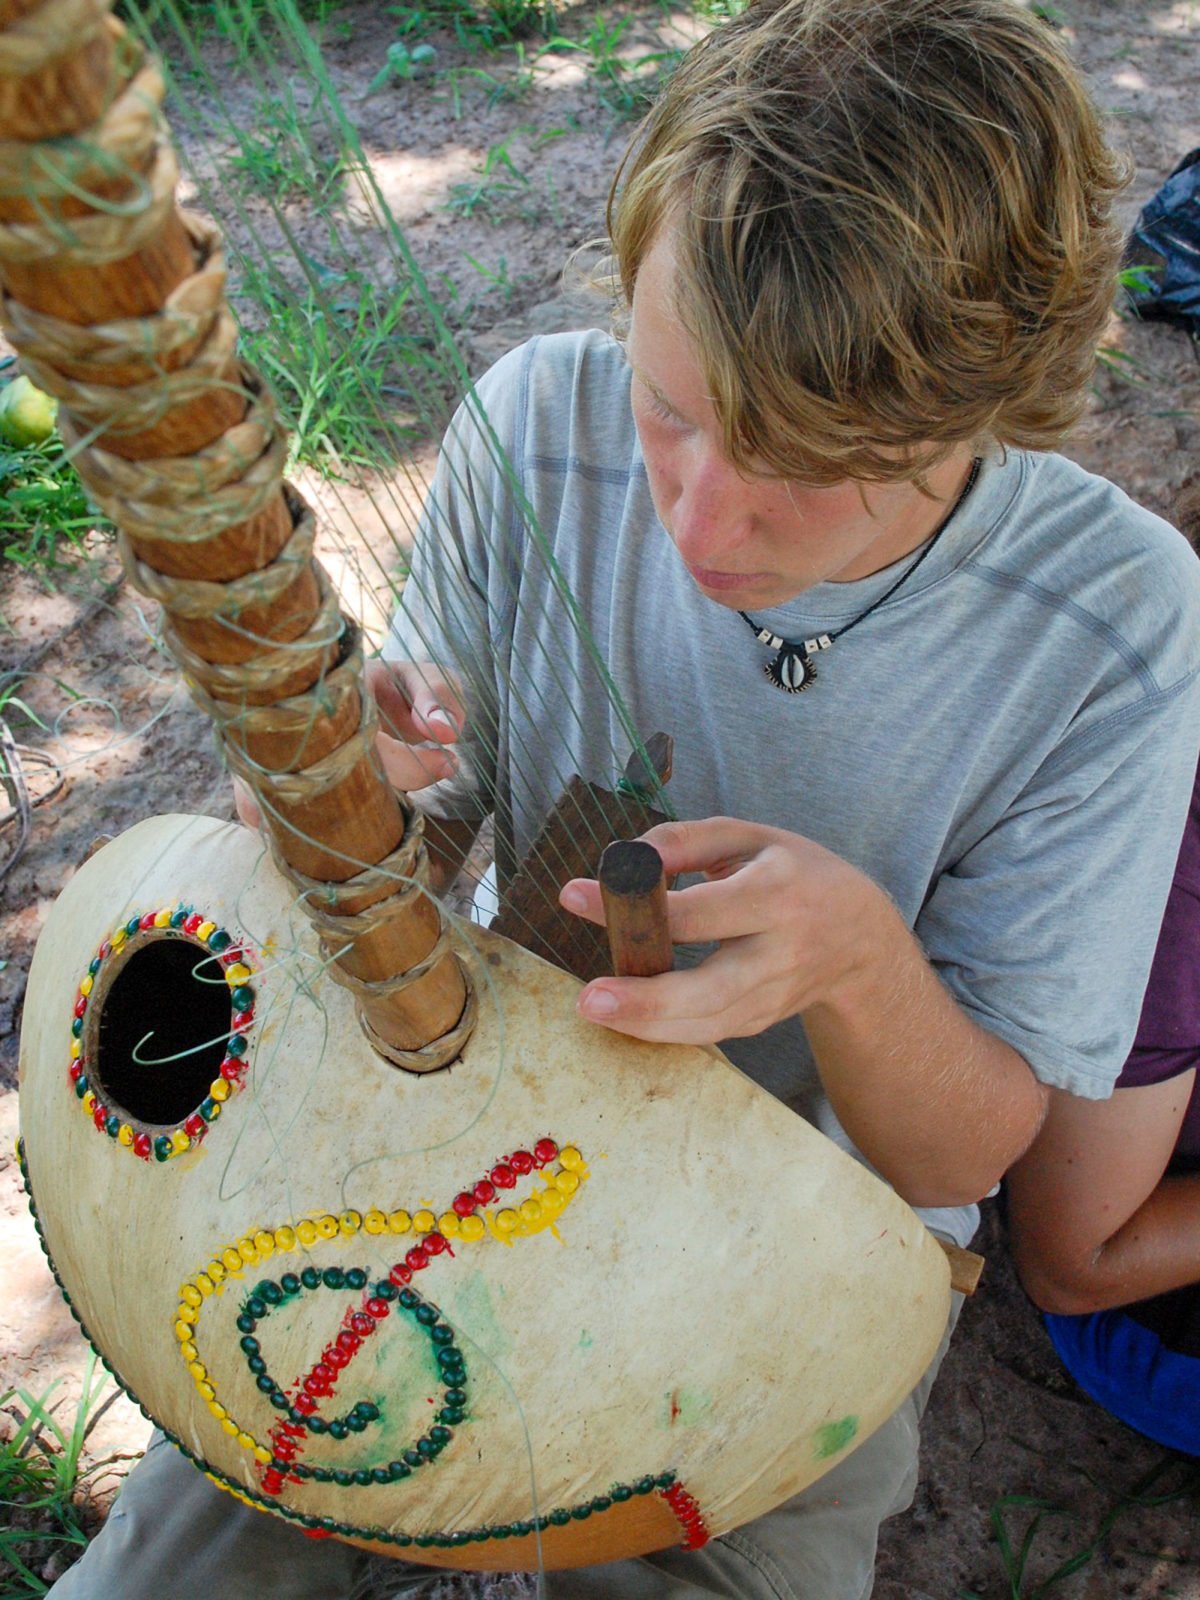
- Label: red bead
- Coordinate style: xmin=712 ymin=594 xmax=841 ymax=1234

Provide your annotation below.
xmin=133 ymin=1132 xmax=151 ymax=1159
xmin=326 ymin=1347 xmax=350 ymax=1370
xmin=98 ymin=940 xmax=111 ymax=959
xmin=303 ymin=1376 xmax=329 ymax=1397
xmin=74 ymin=995 xmax=88 ymax=1018
xmin=365 ymin=1298 xmax=389 ymax=1319
xmin=292 ymin=1394 xmax=317 ymax=1416
xmin=92 ymin=1104 xmax=107 ymax=1130
xmin=473 ymin=1179 xmax=496 ymax=1205
xmin=221 ymin=948 xmax=245 ymax=967
xmin=312 ymin=1363 xmax=334 ymax=1385
xmin=336 ymin=1330 xmax=361 ymax=1354
xmin=69 ymin=1061 xmax=83 ymax=1082
xmin=232 ymin=1011 xmax=253 ymax=1030
xmin=452 ymin=1192 xmax=476 ymax=1217
xmin=350 ymin=1313 xmax=375 ymax=1337
xmin=509 ymin=1149 xmax=534 ymax=1174
xmin=303 ymin=1529 xmax=333 ymax=1541
xmin=405 ymin=1246 xmax=429 ymax=1271
xmin=534 ymin=1139 xmax=558 ymax=1165
xmin=183 ymin=1114 xmax=205 ymax=1138
xmin=389 ymin=1264 xmax=413 ymax=1286
xmin=140 ymin=912 xmax=157 ymax=930
xmin=281 ymin=1422 xmax=306 ymax=1438
xmin=262 ymin=1471 xmax=284 ymax=1494
xmin=273 ymin=1438 xmax=297 ymax=1458
xmin=183 ymin=913 xmax=203 ymax=935
xmin=219 ymin=1057 xmax=243 ymax=1081
xmin=423 ymin=1233 xmax=447 ymax=1256
xmin=491 ymin=1163 xmax=516 ymax=1189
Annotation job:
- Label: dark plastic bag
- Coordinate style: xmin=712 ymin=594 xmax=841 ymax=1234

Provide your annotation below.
xmin=1123 ymin=148 xmax=1200 ymax=335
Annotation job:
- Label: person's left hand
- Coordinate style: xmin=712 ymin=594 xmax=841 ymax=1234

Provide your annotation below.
xmin=558 ymin=817 xmax=883 ymax=1045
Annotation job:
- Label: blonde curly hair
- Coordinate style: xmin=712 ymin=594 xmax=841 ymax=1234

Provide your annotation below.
xmin=607 ymin=0 xmax=1129 ymax=484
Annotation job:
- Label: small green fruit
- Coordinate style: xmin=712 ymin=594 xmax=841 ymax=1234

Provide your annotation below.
xmin=0 ymin=375 xmax=58 ymax=447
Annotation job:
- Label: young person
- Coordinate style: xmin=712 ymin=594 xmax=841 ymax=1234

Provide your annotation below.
xmin=1004 ymin=487 xmax=1200 ymax=1460
xmin=52 ymin=1 xmax=1200 ymax=1596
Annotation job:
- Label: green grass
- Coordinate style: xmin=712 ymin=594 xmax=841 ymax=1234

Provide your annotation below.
xmin=0 ymin=1351 xmax=128 ymax=1598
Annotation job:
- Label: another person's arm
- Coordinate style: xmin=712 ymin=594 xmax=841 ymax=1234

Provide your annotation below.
xmin=1006 ymin=1078 xmax=1199 ymax=1314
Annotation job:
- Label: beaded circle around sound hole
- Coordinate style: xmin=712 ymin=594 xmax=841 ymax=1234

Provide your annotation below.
xmin=69 ymin=907 xmax=256 ymax=1162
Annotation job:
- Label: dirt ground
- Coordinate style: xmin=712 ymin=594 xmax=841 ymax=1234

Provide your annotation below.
xmin=2 ymin=0 xmax=1199 ymax=1594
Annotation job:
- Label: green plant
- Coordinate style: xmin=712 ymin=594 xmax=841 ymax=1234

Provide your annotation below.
xmin=233 ymin=263 xmax=438 ymax=471
xmin=542 ymin=14 xmax=681 ymax=120
xmin=0 ymin=429 xmax=111 ymax=576
xmin=446 ymin=135 xmax=536 ymax=223
xmin=387 ymin=0 xmax=551 ymax=52
xmin=225 ymin=95 xmax=344 ymax=202
xmin=0 ymin=1352 xmax=127 ymax=1598
xmin=367 ymin=38 xmax=438 ymax=92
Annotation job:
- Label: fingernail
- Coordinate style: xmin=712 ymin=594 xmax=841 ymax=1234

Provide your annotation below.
xmin=580 ymin=989 xmax=618 ymax=1018
xmin=428 ymin=707 xmax=458 ymax=736
xmin=560 ymin=885 xmax=586 ymax=913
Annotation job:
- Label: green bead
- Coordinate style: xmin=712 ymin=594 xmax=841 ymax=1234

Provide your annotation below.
xmin=89 ymin=958 xmax=102 ymax=975
xmin=570 ymin=1505 xmax=592 ymax=1521
xmin=344 ymin=1268 xmax=367 ymax=1290
xmin=655 ymin=1472 xmax=675 ymax=1489
xmin=444 ymin=1387 xmax=466 ymax=1406
xmin=591 ymin=1496 xmax=611 ymax=1512
xmin=611 ymin=1484 xmax=633 ymax=1502
xmin=388 ymin=1461 xmax=411 ymax=1481
xmin=280 ymin=1273 xmax=300 ymax=1295
xmin=372 ymin=1468 xmax=391 ymax=1485
xmin=322 ymin=1267 xmax=345 ymax=1290
xmin=239 ymin=1335 xmax=260 ymax=1354
xmin=429 ymin=1425 xmax=450 ymax=1445
xmin=549 ymin=1509 xmax=570 ymax=1526
xmin=356 ymin=1402 xmax=380 ymax=1421
xmin=125 ymin=917 xmax=141 ymax=935
xmin=301 ymin=1267 xmax=321 ymax=1290
xmin=74 ymin=1075 xmax=89 ymax=1098
xmin=200 ymin=1098 xmax=220 ymax=1122
xmin=333 ymin=1469 xmax=354 ymax=1487
xmin=208 ymin=928 xmax=231 ymax=951
xmin=247 ymin=1356 xmax=266 ymax=1376
xmin=353 ymin=1469 xmax=372 ymax=1486
xmin=260 ymin=1281 xmax=283 ymax=1305
xmin=104 ymin=1115 xmax=120 ymax=1137
xmin=415 ymin=1304 xmax=437 ymax=1326
xmin=328 ymin=1421 xmax=348 ymax=1440
xmin=71 ymin=1017 xmax=84 ymax=1038
xmin=171 ymin=909 xmax=189 ymax=928
xmin=226 ymin=1034 xmax=247 ymax=1058
xmin=439 ymin=1408 xmax=464 ymax=1426
xmin=431 ymin=1325 xmax=453 ymax=1345
xmin=231 ymin=985 xmax=254 ymax=1011
xmin=245 ymin=1296 xmax=267 ymax=1318
xmin=403 ymin=1450 xmax=423 ymax=1469
xmin=635 ymin=1477 xmax=656 ymax=1496
xmin=153 ymin=1136 xmax=171 ymax=1161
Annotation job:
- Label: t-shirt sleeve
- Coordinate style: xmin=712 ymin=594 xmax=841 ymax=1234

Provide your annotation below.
xmin=382 ymin=344 xmax=531 ymax=825
xmin=917 ymin=680 xmax=1200 ymax=1099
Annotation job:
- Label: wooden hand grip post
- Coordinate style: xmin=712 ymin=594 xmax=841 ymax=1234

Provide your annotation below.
xmin=599 ymin=840 xmax=675 ymax=979
xmin=0 ymin=1 xmax=473 ymax=1070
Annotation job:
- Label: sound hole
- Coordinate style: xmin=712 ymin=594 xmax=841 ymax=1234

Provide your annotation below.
xmin=94 ymin=939 xmax=231 ymax=1126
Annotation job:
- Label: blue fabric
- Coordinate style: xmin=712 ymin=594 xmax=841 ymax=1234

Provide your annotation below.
xmin=1043 ymin=1307 xmax=1200 ymax=1456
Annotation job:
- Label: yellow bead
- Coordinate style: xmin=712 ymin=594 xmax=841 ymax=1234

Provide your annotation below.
xmin=554 ymin=1170 xmax=579 ymax=1195
xmin=236 ymin=1431 xmax=256 ymax=1451
xmin=296 ymin=1220 xmax=318 ymax=1247
xmin=180 ymin=1341 xmax=198 ymax=1362
xmin=155 ymin=910 xmax=173 ymax=929
xmin=519 ymin=1197 xmax=542 ymax=1223
xmin=363 ymin=1210 xmax=387 ymax=1235
xmin=387 ymin=1210 xmax=411 ymax=1235
xmin=174 ymin=1320 xmax=193 ymax=1343
xmin=225 ymin=963 xmax=252 ymax=986
xmin=254 ymin=1231 xmax=275 ymax=1257
xmin=111 ymin=927 xmax=127 ymax=949
xmin=222 ymin=1247 xmax=243 ymax=1273
xmin=437 ymin=1212 xmax=460 ymax=1238
xmin=207 ymin=1260 xmax=226 ymax=1285
xmin=208 ymin=1400 xmax=227 ymax=1421
xmin=188 ymin=1362 xmax=207 ymax=1382
xmin=495 ymin=1208 xmax=518 ymax=1234
xmin=79 ymin=974 xmax=93 ymax=997
xmin=338 ymin=1210 xmax=362 ymax=1235
xmin=254 ymin=1445 xmax=272 ymax=1464
xmin=180 ymin=1284 xmax=203 ymax=1309
xmin=81 ymin=1092 xmax=96 ymax=1116
xmin=316 ymin=1215 xmax=338 ymax=1241
xmin=459 ymin=1215 xmax=485 ymax=1242
xmin=274 ymin=1226 xmax=297 ymax=1251
xmin=171 ymin=1130 xmax=190 ymax=1155
xmin=540 ymin=1187 xmax=565 ymax=1216
xmin=197 ymin=1381 xmax=215 ymax=1401
xmin=559 ymin=1146 xmax=583 ymax=1171
xmin=221 ymin=1417 xmax=239 ymax=1436
xmin=196 ymin=920 xmax=216 ymax=940
xmin=118 ymin=1124 xmax=134 ymax=1147
xmin=412 ymin=1210 xmax=435 ymax=1234
xmin=70 ymin=1039 xmax=81 ymax=1059
xmin=177 ymin=1302 xmax=198 ymax=1324
xmin=237 ymin=1238 xmax=258 ymax=1264
xmin=195 ymin=1273 xmax=214 ymax=1297
xmin=210 ymin=1079 xmax=231 ymax=1103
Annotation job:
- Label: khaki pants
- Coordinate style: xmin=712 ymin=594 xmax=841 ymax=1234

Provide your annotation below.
xmin=51 ymin=1300 xmax=959 ymax=1600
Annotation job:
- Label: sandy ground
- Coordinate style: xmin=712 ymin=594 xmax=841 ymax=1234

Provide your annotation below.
xmin=2 ymin=0 xmax=1199 ymax=1593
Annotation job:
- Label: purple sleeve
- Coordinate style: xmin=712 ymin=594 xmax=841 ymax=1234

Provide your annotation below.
xmin=1119 ymin=758 xmax=1200 ymax=1086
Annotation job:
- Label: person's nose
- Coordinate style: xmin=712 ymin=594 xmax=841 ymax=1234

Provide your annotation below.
xmin=668 ymin=445 xmax=752 ymax=568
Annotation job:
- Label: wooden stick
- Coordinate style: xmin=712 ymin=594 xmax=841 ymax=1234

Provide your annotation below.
xmin=599 ymin=840 xmax=674 ymax=979
xmin=937 ymin=1239 xmax=985 ymax=1297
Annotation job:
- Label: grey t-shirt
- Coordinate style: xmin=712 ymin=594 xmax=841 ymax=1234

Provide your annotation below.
xmin=388 ymin=329 xmax=1200 ymax=1246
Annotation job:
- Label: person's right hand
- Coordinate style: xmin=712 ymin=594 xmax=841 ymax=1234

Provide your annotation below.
xmin=233 ymin=658 xmax=463 ymax=830
xmin=366 ymin=657 xmax=463 ymax=792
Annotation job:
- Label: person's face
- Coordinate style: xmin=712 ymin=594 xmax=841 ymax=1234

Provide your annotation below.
xmin=626 ymin=231 xmax=971 ymax=611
